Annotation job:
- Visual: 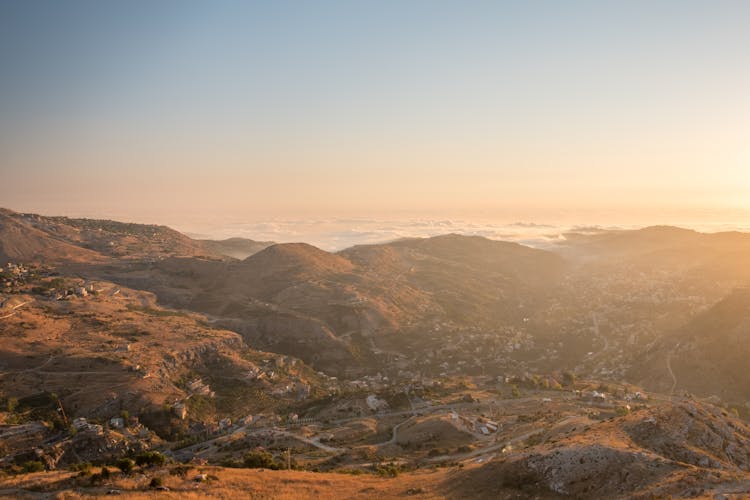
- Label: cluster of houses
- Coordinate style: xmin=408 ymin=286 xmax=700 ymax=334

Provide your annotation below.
xmin=1 ymin=262 xmax=33 ymax=292
xmin=52 ymin=283 xmax=101 ymax=301
xmin=72 ymin=415 xmax=151 ymax=439
xmin=0 ymin=261 xmax=106 ymax=299
xmin=186 ymin=378 xmax=214 ymax=398
xmin=365 ymin=394 xmax=390 ymax=412
xmin=450 ymin=411 xmax=500 ymax=436
xmin=405 ymin=323 xmax=538 ymax=378
xmin=270 ymin=381 xmax=311 ymax=400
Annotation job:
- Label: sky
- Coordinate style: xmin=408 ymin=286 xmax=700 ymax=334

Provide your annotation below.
xmin=1 ymin=0 xmax=749 ymax=234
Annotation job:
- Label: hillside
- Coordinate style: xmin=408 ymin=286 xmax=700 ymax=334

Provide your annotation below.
xmin=7 ymin=210 xmax=750 ymax=498
xmin=0 ymin=209 xmax=104 ymax=264
xmin=559 ymin=225 xmax=750 ymax=283
xmin=91 ymin=235 xmax=567 ymax=375
xmin=5 ymin=399 xmax=750 ymax=498
xmin=0 ymin=273 xmax=335 ymax=467
xmin=632 ymin=287 xmax=750 ymax=405
xmin=455 ymin=399 xmax=750 ymax=498
xmin=0 ymin=209 xmax=269 ymax=264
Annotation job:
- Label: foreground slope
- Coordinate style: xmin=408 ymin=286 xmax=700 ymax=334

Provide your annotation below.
xmin=0 ymin=275 xmax=334 ymax=468
xmin=5 ymin=399 xmax=750 ymax=499
xmin=452 ymin=399 xmax=750 ymax=498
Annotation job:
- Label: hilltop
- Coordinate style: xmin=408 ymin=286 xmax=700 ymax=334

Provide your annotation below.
xmin=198 ymin=237 xmax=275 ymax=260
xmin=0 ymin=209 xmax=271 ymax=263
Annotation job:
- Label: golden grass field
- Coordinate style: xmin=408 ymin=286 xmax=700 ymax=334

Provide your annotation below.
xmin=0 ymin=465 xmax=468 ymax=499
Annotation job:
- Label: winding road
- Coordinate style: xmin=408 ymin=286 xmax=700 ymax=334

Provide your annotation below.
xmin=666 ymin=344 xmax=679 ymax=397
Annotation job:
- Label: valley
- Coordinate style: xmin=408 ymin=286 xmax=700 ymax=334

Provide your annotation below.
xmin=3 ymin=209 xmax=750 ymax=498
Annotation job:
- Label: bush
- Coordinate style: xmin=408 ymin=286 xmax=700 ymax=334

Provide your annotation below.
xmin=169 ymin=464 xmax=193 ymax=477
xmin=70 ymin=462 xmax=93 ymax=475
xmin=149 ymin=477 xmax=163 ymax=488
xmin=135 ymin=451 xmax=167 ymax=467
xmin=22 ymin=461 xmax=45 ymax=473
xmin=242 ymin=450 xmax=281 ymax=470
xmin=115 ymin=458 xmax=135 ymax=473
xmin=5 ymin=397 xmax=18 ymax=413
xmin=375 ymin=462 xmax=401 ymax=477
xmin=336 ymin=468 xmax=363 ymax=475
xmin=89 ymin=472 xmax=105 ymax=485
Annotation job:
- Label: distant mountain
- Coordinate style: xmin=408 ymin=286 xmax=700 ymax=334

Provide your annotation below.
xmin=0 ymin=208 xmax=276 ymax=263
xmin=0 ymin=208 xmax=215 ymax=262
xmin=0 ymin=209 xmax=104 ymax=264
xmin=199 ymin=237 xmax=274 ymax=260
xmin=341 ymin=234 xmax=565 ymax=324
xmin=560 ymin=225 xmax=750 ymax=275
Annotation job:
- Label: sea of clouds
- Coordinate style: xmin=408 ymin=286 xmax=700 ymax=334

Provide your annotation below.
xmin=174 ymin=214 xmax=750 ymax=252
xmin=181 ymin=218 xmax=641 ymax=252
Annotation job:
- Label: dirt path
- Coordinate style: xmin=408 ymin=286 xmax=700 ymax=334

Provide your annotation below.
xmin=0 ymin=299 xmax=33 ymax=320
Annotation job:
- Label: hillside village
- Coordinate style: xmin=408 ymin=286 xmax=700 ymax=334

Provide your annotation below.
xmin=4 ymin=212 xmax=750 ymax=497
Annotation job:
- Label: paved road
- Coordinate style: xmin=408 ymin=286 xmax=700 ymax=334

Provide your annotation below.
xmin=666 ymin=344 xmax=679 ymax=397
xmin=423 ymin=415 xmax=581 ymax=464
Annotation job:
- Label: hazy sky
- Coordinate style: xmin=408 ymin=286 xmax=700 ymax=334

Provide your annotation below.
xmin=1 ymin=1 xmax=748 ymax=225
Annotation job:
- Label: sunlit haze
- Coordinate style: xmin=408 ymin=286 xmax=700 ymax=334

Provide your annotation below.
xmin=6 ymin=3 xmax=750 ymax=494
xmin=1 ymin=1 xmax=749 ymax=238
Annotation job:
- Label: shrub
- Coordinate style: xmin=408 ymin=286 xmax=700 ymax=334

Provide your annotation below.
xmin=242 ymin=450 xmax=281 ymax=470
xmin=170 ymin=464 xmax=193 ymax=477
xmin=6 ymin=397 xmax=18 ymax=413
xmin=115 ymin=458 xmax=135 ymax=473
xmin=149 ymin=477 xmax=163 ymax=488
xmin=89 ymin=472 xmax=104 ymax=485
xmin=375 ymin=462 xmax=401 ymax=477
xmin=22 ymin=461 xmax=45 ymax=473
xmin=135 ymin=451 xmax=167 ymax=467
xmin=70 ymin=462 xmax=93 ymax=474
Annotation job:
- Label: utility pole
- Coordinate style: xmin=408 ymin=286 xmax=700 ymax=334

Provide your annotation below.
xmin=286 ymin=448 xmax=291 ymax=470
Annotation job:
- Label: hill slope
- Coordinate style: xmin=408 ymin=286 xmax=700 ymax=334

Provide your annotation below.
xmin=633 ymin=287 xmax=750 ymax=404
xmin=94 ymin=235 xmax=566 ymax=375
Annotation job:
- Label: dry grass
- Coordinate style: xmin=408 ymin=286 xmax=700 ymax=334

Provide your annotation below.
xmin=0 ymin=466 xmax=454 ymax=499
